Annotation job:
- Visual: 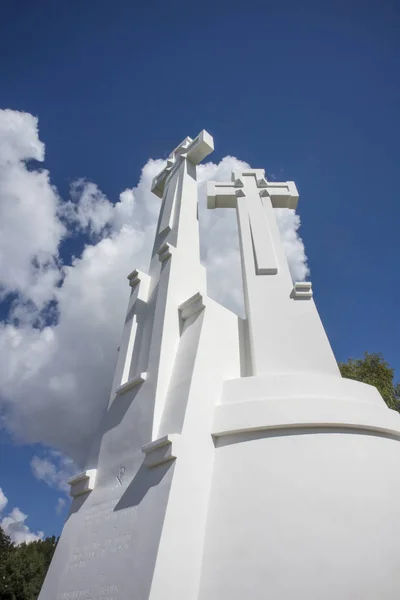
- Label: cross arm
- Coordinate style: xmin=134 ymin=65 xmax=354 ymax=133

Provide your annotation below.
xmin=185 ymin=130 xmax=214 ymax=165
xmin=207 ymin=181 xmax=245 ymax=209
xmin=152 ymin=130 xmax=214 ymax=199
xmin=207 ymin=170 xmax=299 ymax=210
xmin=152 ymin=157 xmax=175 ymax=199
xmin=259 ymin=181 xmax=299 ymax=209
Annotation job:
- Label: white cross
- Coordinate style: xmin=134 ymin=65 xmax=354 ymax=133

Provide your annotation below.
xmin=207 ymin=170 xmax=299 ymax=376
xmin=208 ymin=169 xmax=298 ymax=275
xmin=152 ymin=130 xmax=213 ymax=236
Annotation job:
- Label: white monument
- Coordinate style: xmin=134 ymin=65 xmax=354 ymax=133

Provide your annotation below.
xmin=39 ymin=131 xmax=400 ymax=600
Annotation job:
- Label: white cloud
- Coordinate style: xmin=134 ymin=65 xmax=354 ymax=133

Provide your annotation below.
xmin=0 ymin=487 xmax=43 ymax=544
xmin=0 ymin=156 xmax=165 ymax=464
xmin=0 ymin=487 xmax=8 ymax=512
xmin=61 ymin=179 xmax=114 ymax=238
xmin=0 ymin=109 xmax=44 ymax=165
xmin=56 ymin=497 xmax=67 ymax=514
xmin=31 ymin=451 xmax=73 ymax=512
xmin=0 ymin=111 xmax=309 ymax=466
xmin=31 ymin=451 xmax=76 ymax=493
xmin=275 ymin=208 xmax=309 ymax=282
xmin=0 ymin=109 xmax=65 ymax=308
xmin=1 ymin=508 xmax=44 ymax=545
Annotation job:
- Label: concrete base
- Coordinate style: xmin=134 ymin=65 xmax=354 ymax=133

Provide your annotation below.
xmin=38 ymin=131 xmax=400 ymax=600
xmin=199 ymin=375 xmax=400 ymax=600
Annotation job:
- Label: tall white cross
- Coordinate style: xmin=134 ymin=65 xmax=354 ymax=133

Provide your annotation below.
xmin=208 ymin=169 xmax=298 ymax=273
xmin=152 ymin=131 xmax=213 ymax=248
xmin=207 ymin=170 xmax=300 ymax=376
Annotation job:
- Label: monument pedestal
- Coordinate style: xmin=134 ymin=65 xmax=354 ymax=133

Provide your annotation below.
xmin=198 ymin=373 xmax=400 ymax=600
xmin=39 ymin=131 xmax=400 ymax=600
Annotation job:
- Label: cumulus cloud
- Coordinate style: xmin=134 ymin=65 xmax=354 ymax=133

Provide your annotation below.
xmin=0 ymin=487 xmax=8 ymax=512
xmin=60 ymin=179 xmax=114 ymax=238
xmin=30 ymin=449 xmax=73 ymax=512
xmin=31 ymin=451 xmax=76 ymax=493
xmin=0 ymin=487 xmax=43 ymax=544
xmin=0 ymin=109 xmax=64 ymax=308
xmin=275 ymin=208 xmax=309 ymax=281
xmin=0 ymin=151 xmax=162 ymax=463
xmin=0 ymin=110 xmax=309 ymax=467
xmin=56 ymin=497 xmax=67 ymax=514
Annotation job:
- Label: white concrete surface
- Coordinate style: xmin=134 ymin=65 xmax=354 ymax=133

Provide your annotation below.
xmin=39 ymin=132 xmax=400 ymax=600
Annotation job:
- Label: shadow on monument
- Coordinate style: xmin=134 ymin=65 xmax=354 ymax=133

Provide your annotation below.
xmin=82 ymin=382 xmax=145 ymax=475
xmin=214 ymin=425 xmax=400 ymax=448
xmin=67 ymin=492 xmax=90 ymax=519
xmin=114 ymin=460 xmax=174 ymax=511
xmin=104 ymin=383 xmax=144 ymax=434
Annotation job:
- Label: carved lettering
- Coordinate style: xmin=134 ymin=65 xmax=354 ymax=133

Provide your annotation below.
xmin=98 ymin=586 xmax=119 ymax=595
xmin=68 ymin=535 xmax=132 ymax=570
xmin=82 ymin=501 xmax=137 ymax=526
xmin=58 ymin=591 xmax=91 ymax=600
xmin=58 ymin=585 xmax=120 ymax=600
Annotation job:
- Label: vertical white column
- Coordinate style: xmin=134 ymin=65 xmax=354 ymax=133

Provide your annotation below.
xmin=208 ymin=171 xmax=339 ymax=378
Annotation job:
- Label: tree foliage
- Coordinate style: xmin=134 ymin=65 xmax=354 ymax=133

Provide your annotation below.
xmin=0 ymin=532 xmax=57 ymax=600
xmin=339 ymin=352 xmax=400 ymax=411
xmin=0 ymin=527 xmax=13 ymax=558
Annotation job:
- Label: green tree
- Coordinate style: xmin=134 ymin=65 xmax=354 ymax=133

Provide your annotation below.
xmin=0 ymin=528 xmax=15 ymax=600
xmin=0 ymin=530 xmax=57 ymax=600
xmin=0 ymin=527 xmax=14 ymax=557
xmin=339 ymin=352 xmax=400 ymax=411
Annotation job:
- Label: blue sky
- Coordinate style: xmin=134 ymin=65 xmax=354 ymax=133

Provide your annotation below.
xmin=0 ymin=0 xmax=399 ymax=539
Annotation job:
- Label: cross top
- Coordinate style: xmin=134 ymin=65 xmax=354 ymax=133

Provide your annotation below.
xmin=207 ymin=169 xmax=299 ymax=210
xmin=207 ymin=169 xmax=299 ymax=278
xmin=169 ymin=136 xmax=193 ymax=160
xmin=151 ymin=130 xmax=214 ymax=199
